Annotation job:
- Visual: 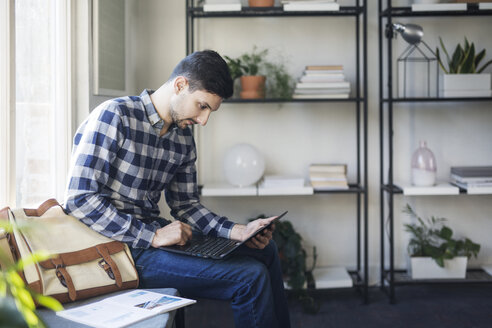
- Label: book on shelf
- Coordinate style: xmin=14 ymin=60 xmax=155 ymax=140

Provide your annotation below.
xmin=411 ymin=3 xmax=467 ymax=12
xmin=293 ymin=87 xmax=351 ymax=94
xmin=309 ymin=172 xmax=347 ymax=181
xmin=450 ymin=166 xmax=492 ymax=178
xmin=299 ymin=74 xmax=346 ymax=83
xmin=56 ymin=290 xmax=196 ymax=328
xmin=203 ymin=0 xmax=241 ymax=12
xmin=310 ymin=179 xmax=349 ymax=190
xmin=305 ymin=65 xmax=343 ymax=71
xmin=283 ymin=1 xmax=340 ymax=12
xmin=309 ymin=163 xmax=347 ymax=174
xmin=450 ymin=173 xmax=492 ymax=184
xmin=304 ymin=69 xmax=345 ymax=75
xmin=295 ymin=81 xmax=350 ymax=89
xmin=292 ymin=93 xmax=349 ymax=99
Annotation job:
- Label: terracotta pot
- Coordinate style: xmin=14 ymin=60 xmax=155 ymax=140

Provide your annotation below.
xmin=248 ymin=0 xmax=274 ymax=7
xmin=240 ymin=75 xmax=266 ymax=99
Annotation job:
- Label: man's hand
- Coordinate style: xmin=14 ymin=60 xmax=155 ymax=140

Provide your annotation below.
xmin=231 ymin=216 xmax=278 ymax=250
xmin=151 ymin=221 xmax=192 ymax=248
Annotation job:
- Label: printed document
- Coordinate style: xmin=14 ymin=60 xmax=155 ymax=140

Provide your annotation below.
xmin=56 ymin=290 xmax=195 ymax=328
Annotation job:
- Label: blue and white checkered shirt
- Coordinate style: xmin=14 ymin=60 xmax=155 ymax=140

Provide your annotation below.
xmin=64 ymin=89 xmax=235 ymax=249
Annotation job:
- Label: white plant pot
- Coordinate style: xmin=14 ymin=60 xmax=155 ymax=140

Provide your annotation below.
xmin=442 ymin=73 xmax=492 ymax=97
xmin=409 ymin=256 xmax=467 ymax=279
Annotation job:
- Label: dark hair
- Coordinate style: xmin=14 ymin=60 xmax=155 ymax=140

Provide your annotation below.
xmin=169 ymin=50 xmax=233 ymax=99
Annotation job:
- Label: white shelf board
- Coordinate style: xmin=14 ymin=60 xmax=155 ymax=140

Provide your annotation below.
xmin=482 ymin=264 xmax=492 ymax=276
xmin=411 ymin=3 xmax=467 ymax=11
xmin=480 ymin=3 xmax=492 ymax=10
xmin=283 ymin=266 xmax=353 ymax=290
xmin=312 ymin=266 xmax=353 ymax=289
xmin=202 ymin=182 xmax=315 ymax=197
xmin=201 ymin=183 xmax=257 ymax=196
xmin=464 ymin=186 xmax=492 ymax=195
xmin=258 ymin=184 xmax=314 ymax=196
xmin=395 ymin=181 xmax=460 ymax=196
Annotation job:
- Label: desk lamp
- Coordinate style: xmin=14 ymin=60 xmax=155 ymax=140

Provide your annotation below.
xmin=386 ymin=22 xmax=439 ymax=98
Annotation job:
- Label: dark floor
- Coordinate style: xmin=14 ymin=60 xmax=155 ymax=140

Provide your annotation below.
xmin=184 ymin=284 xmax=492 ymax=328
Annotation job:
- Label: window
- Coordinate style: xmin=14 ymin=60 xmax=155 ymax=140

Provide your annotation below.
xmin=0 ymin=0 xmax=71 ymax=207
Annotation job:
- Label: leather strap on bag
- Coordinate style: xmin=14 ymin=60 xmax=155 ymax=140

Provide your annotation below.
xmin=96 ymin=244 xmax=123 ymax=287
xmin=23 ymin=199 xmax=59 ymax=217
xmin=38 ymin=241 xmax=125 ymax=268
xmin=51 ymin=257 xmax=77 ymax=301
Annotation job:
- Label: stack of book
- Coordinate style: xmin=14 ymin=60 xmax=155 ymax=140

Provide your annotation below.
xmin=450 ymin=166 xmax=492 ymax=194
xmin=293 ymin=65 xmax=350 ymax=99
xmin=282 ymin=0 xmax=340 ymax=12
xmin=258 ymin=175 xmax=313 ymax=195
xmin=309 ymin=164 xmax=349 ymax=191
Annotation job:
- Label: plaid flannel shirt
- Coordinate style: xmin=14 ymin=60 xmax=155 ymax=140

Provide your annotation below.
xmin=64 ymin=89 xmax=235 ymax=249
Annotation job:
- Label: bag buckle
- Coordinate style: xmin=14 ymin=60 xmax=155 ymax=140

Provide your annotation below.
xmin=55 ymin=265 xmax=67 ymax=288
xmin=98 ymin=259 xmax=115 ymax=280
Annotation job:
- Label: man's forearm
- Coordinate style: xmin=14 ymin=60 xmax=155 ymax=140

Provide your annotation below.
xmin=230 ymin=223 xmax=246 ymax=241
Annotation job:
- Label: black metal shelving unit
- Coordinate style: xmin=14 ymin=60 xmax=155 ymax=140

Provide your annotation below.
xmin=186 ymin=0 xmax=369 ymax=303
xmin=378 ymin=1 xmax=492 ymax=304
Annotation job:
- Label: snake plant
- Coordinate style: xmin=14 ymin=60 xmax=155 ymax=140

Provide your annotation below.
xmin=436 ymin=37 xmax=492 ymax=74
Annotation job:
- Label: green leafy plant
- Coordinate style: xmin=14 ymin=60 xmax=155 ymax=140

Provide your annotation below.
xmin=250 ymin=214 xmax=319 ymax=314
xmin=225 ymin=47 xmax=294 ymax=99
xmin=225 ymin=47 xmax=268 ymax=79
xmin=403 ymin=204 xmax=481 ymax=268
xmin=436 ymin=37 xmax=492 ymax=74
xmin=0 ymin=221 xmax=63 ymax=328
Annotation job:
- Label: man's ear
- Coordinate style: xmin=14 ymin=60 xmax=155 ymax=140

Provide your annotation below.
xmin=174 ymin=76 xmax=189 ymax=94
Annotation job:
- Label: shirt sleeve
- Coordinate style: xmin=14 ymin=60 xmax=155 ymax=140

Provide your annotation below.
xmin=165 ymin=139 xmax=236 ymax=238
xmin=63 ymin=104 xmax=157 ymax=249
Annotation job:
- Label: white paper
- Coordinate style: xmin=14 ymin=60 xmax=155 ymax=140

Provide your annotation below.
xmin=56 ymin=290 xmax=196 ymax=328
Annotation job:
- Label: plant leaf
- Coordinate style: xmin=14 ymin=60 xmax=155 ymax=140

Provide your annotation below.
xmin=15 ymin=251 xmax=53 ymax=272
xmin=439 ymin=226 xmax=453 ymax=240
xmin=459 ymin=42 xmax=475 ymax=73
xmin=439 ymin=37 xmax=451 ymax=69
xmin=477 ymin=58 xmax=492 ymax=73
xmin=475 ymin=48 xmax=485 ymax=68
xmin=450 ymin=44 xmax=464 ymax=73
xmin=34 ymin=294 xmax=64 ymax=312
xmin=436 ymin=48 xmax=449 ymax=74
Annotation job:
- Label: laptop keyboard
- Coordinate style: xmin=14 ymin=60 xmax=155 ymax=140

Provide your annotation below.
xmin=186 ymin=237 xmax=238 ymax=257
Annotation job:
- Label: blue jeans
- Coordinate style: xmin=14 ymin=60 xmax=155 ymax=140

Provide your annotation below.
xmin=130 ymin=240 xmax=291 ymax=328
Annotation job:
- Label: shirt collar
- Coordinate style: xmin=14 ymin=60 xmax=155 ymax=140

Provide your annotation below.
xmin=140 ymin=89 xmax=165 ymax=135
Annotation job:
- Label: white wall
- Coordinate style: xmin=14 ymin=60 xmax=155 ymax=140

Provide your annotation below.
xmin=111 ymin=0 xmax=491 ymax=285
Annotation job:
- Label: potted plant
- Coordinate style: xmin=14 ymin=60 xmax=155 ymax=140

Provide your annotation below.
xmin=248 ymin=0 xmax=274 ymax=7
xmin=436 ymin=37 xmax=492 ymax=97
xmin=225 ymin=47 xmax=294 ymax=100
xmin=403 ymin=204 xmax=480 ymax=279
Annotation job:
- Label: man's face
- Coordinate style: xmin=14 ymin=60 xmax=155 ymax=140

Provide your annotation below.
xmin=169 ymin=86 xmax=222 ymax=129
